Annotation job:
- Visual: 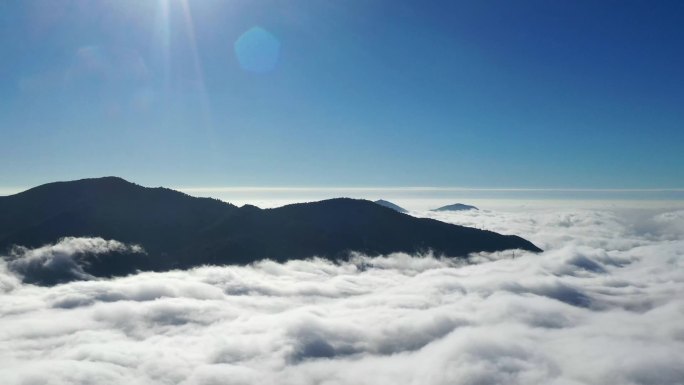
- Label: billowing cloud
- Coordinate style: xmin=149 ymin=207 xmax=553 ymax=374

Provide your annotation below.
xmin=0 ymin=206 xmax=683 ymax=384
xmin=5 ymin=237 xmax=144 ymax=286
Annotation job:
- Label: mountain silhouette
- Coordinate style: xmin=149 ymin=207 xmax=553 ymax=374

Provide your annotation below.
xmin=432 ymin=203 xmax=479 ymax=211
xmin=0 ymin=177 xmax=540 ymax=283
xmin=374 ymin=199 xmax=408 ymax=213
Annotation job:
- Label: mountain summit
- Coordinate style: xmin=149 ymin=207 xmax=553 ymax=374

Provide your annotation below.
xmin=374 ymin=199 xmax=408 ymax=213
xmin=432 ymin=203 xmax=479 ymax=212
xmin=0 ymin=177 xmax=540 ymax=282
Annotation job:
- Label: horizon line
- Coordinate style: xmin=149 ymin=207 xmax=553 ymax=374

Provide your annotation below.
xmin=174 ymin=186 xmax=684 ymax=193
xmin=2 ymin=185 xmax=684 ymax=196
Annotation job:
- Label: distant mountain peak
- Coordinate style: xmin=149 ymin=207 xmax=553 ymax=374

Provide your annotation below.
xmin=432 ymin=203 xmax=479 ymax=212
xmin=374 ymin=199 xmax=408 ymax=213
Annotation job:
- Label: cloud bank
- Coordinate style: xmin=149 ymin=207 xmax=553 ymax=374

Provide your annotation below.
xmin=5 ymin=237 xmax=144 ymax=286
xmin=1 ymin=207 xmax=683 ymax=384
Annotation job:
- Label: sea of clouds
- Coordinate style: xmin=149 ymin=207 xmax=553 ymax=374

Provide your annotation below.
xmin=1 ymin=205 xmax=683 ymax=385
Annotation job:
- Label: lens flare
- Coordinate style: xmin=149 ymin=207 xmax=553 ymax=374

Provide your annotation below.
xmin=234 ymin=26 xmax=281 ymax=73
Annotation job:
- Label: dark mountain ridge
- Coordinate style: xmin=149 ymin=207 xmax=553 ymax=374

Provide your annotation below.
xmin=0 ymin=177 xmax=541 ymax=283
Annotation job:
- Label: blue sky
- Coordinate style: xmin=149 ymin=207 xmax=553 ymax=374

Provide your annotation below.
xmin=1 ymin=0 xmax=683 ymax=190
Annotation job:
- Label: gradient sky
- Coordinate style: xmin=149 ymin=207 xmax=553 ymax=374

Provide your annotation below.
xmin=1 ymin=0 xmax=683 ymax=190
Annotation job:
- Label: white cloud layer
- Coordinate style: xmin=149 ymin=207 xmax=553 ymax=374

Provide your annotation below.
xmin=1 ymin=206 xmax=683 ymax=384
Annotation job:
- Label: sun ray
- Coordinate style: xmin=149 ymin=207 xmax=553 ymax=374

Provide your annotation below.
xmin=178 ymin=0 xmax=218 ymax=153
xmin=157 ymin=0 xmax=171 ymax=92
